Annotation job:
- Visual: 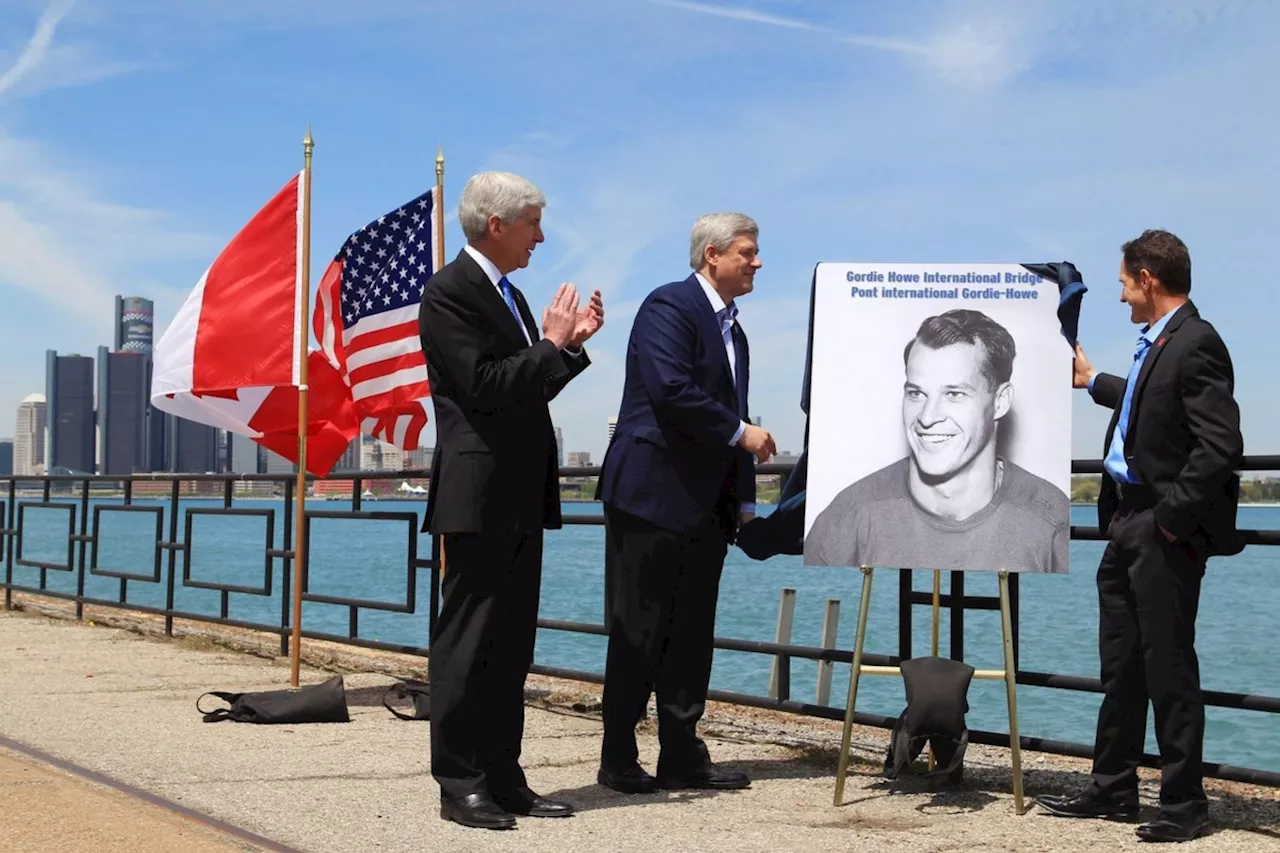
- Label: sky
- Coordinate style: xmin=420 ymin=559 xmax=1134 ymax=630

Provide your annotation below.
xmin=1 ymin=0 xmax=1277 ymax=465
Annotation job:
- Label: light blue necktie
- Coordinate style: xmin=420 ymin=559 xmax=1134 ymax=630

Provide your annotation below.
xmin=1104 ymin=333 xmax=1152 ymax=483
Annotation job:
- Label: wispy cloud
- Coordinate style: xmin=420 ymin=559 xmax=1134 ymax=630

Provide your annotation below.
xmin=0 ymin=3 xmax=214 ymax=329
xmin=0 ymin=0 xmax=73 ymax=96
xmin=645 ymin=0 xmax=1031 ymax=87
xmin=648 ymin=0 xmax=833 ymax=33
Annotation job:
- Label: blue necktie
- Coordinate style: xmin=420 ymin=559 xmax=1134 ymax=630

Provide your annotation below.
xmin=497 ymin=276 xmax=524 ymax=328
xmin=1104 ymin=333 xmax=1152 ymax=483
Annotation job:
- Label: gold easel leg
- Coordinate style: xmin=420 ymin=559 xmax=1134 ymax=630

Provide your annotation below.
xmin=998 ymin=571 xmax=1026 ymax=814
xmin=834 ymin=565 xmax=874 ymax=806
xmin=928 ymin=569 xmax=941 ymax=772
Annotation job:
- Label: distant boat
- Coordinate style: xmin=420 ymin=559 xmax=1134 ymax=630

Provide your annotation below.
xmin=361 ymin=488 xmax=377 ymax=501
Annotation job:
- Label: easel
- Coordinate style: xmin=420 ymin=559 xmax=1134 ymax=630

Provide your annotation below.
xmin=832 ymin=566 xmax=1026 ymax=815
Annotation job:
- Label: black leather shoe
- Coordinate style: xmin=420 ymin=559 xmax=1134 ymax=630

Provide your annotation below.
xmin=1136 ymin=812 xmax=1208 ymax=842
xmin=439 ymin=792 xmax=516 ymax=830
xmin=657 ymin=763 xmax=751 ymax=791
xmin=492 ymin=786 xmax=575 ymax=818
xmin=597 ymin=763 xmax=660 ymax=794
xmin=1035 ymin=790 xmax=1139 ymax=820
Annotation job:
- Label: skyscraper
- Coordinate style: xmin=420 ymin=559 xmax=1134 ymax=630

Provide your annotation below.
xmin=46 ymin=350 xmax=96 ymax=474
xmin=97 ymin=345 xmax=151 ymax=474
xmin=554 ymin=426 xmax=564 ymax=468
xmin=0 ymin=440 xmax=13 ymax=476
xmin=264 ymin=450 xmax=295 ymax=476
xmin=147 ymin=408 xmax=169 ymax=472
xmin=168 ymin=416 xmax=220 ymax=473
xmin=333 ymin=438 xmax=361 ymax=472
xmin=228 ymin=432 xmax=263 ymax=474
xmin=14 ymin=393 xmax=46 ymax=476
xmin=114 ymin=295 xmax=155 ymax=354
xmin=606 ymin=416 xmax=617 ymax=448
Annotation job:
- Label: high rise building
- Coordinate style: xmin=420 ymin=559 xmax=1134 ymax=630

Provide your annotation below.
xmin=14 ymin=393 xmax=46 ymax=476
xmin=606 ymin=416 xmax=617 ymax=448
xmin=228 ymin=432 xmax=263 ymax=474
xmin=554 ymin=426 xmax=564 ymax=468
xmin=147 ymin=408 xmax=169 ymax=472
xmin=0 ymin=440 xmax=13 ymax=476
xmin=168 ymin=417 xmax=219 ymax=473
xmin=332 ymin=438 xmax=361 ymax=472
xmin=264 ymin=450 xmax=295 ymax=476
xmin=96 ymin=346 xmax=151 ymax=474
xmin=114 ymin=295 xmax=155 ymax=355
xmin=46 ymin=350 xmax=96 ymax=474
xmin=361 ymin=438 xmax=404 ymax=472
xmin=402 ymin=446 xmax=429 ymax=471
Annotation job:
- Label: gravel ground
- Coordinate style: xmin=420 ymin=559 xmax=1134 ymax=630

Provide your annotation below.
xmin=1 ymin=597 xmax=1276 ymax=853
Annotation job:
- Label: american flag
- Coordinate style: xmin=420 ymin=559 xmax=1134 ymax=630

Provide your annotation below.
xmin=313 ymin=187 xmax=439 ymax=450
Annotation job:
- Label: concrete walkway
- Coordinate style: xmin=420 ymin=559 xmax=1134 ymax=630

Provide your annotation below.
xmin=0 ymin=605 xmax=1276 ymax=853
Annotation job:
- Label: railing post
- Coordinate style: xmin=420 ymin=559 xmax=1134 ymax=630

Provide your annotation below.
xmin=898 ymin=570 xmax=912 ymax=661
xmin=279 ymin=477 xmax=293 ymax=657
xmin=5 ymin=479 xmax=15 ymax=611
xmin=950 ymin=570 xmax=965 ymax=661
xmin=768 ymin=588 xmax=796 ymax=701
xmin=75 ymin=478 xmax=89 ymax=620
xmin=164 ymin=479 xmax=179 ymax=636
xmin=815 ymin=598 xmax=841 ymax=705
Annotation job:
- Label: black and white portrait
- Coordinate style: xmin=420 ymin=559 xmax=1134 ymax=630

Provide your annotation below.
xmin=804 ymin=263 xmax=1073 ymax=574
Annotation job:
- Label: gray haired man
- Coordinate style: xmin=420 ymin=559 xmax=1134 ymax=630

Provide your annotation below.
xmin=595 ymin=212 xmax=774 ymax=794
xmin=419 ymin=171 xmax=604 ymax=829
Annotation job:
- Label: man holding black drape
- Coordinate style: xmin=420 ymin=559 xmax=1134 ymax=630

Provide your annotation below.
xmin=1036 ymin=230 xmax=1243 ymax=843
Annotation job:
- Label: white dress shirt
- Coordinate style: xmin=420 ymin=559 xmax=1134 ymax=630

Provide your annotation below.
xmin=694 ymin=273 xmax=749 ymax=447
xmin=465 ymin=244 xmax=533 ymax=346
xmin=463 ymin=244 xmax=587 ymax=357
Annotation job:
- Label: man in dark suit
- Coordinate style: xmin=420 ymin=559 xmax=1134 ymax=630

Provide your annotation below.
xmin=419 ymin=170 xmax=604 ymax=830
xmin=1035 ymin=230 xmax=1243 ymax=842
xmin=595 ymin=212 xmax=776 ymax=795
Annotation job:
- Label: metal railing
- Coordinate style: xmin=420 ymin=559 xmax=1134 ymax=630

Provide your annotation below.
xmin=3 ymin=456 xmax=1278 ymax=787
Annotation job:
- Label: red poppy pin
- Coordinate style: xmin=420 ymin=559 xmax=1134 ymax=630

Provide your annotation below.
xmin=1156 ymin=337 xmax=1167 ymax=348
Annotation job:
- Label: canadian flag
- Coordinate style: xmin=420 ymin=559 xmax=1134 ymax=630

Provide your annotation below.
xmin=150 ymin=172 xmax=360 ymax=476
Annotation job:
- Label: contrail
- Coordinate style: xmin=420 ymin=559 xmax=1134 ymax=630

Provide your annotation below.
xmin=0 ymin=0 xmax=76 ymax=97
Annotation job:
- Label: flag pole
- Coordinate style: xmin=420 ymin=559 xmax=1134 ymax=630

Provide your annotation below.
xmin=434 ymin=145 xmax=445 ymax=271
xmin=291 ymin=126 xmax=315 ymax=688
xmin=433 ymin=146 xmax=447 ymax=583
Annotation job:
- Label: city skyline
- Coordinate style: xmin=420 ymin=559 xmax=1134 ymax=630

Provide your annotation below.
xmin=2 ymin=288 xmax=439 ymax=476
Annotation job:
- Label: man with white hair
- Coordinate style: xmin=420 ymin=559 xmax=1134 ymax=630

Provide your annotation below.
xmin=419 ymin=171 xmax=604 ymax=830
xmin=595 ymin=212 xmax=776 ymax=794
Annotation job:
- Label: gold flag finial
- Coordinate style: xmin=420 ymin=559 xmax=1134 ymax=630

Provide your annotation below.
xmin=435 ymin=145 xmax=444 ymax=179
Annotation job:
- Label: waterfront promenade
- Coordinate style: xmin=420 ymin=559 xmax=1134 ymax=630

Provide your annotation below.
xmin=1 ymin=597 xmax=1277 ymax=852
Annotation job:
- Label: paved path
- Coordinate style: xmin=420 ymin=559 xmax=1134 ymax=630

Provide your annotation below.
xmin=0 ymin=607 xmax=1277 ymax=852
xmin=0 ymin=742 xmax=284 ymax=852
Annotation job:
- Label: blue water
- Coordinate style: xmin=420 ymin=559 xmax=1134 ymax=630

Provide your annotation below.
xmin=8 ymin=497 xmax=1279 ymax=773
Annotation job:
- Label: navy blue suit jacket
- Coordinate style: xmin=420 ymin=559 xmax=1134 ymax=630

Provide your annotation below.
xmin=596 ymin=274 xmax=755 ymax=535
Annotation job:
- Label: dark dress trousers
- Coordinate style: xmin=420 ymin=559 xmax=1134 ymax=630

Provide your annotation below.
xmin=1086 ymin=301 xmax=1242 ymax=818
xmin=595 ymin=274 xmax=755 ymax=775
xmin=418 ymin=248 xmax=588 ymax=801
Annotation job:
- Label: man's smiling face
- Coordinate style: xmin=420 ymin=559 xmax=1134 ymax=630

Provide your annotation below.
xmin=902 ymin=341 xmax=1009 ymax=481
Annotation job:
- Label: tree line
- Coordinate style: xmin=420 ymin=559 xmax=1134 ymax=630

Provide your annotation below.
xmin=1071 ymin=475 xmax=1280 ymax=504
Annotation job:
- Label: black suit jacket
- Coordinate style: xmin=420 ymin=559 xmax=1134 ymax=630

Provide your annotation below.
xmin=418 ymin=249 xmax=589 ymax=534
xmin=1090 ymin=301 xmax=1244 ymax=555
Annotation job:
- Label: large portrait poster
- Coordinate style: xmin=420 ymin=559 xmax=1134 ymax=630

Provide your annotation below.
xmin=803 ymin=263 xmax=1073 ymax=574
